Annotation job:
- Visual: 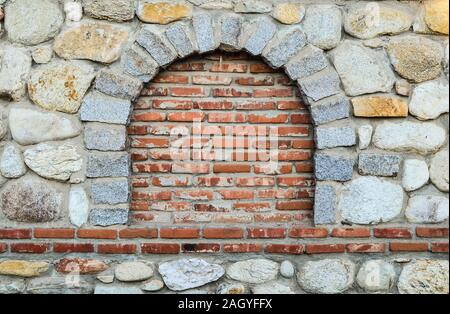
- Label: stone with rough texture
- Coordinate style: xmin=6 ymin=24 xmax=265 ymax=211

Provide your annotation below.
xmin=216 ymin=282 xmax=246 ymax=294
xmin=96 ymin=270 xmax=115 ymax=284
xmin=358 ymin=153 xmax=401 ymax=177
xmin=234 ymin=0 xmax=272 ymax=13
xmin=220 ymin=14 xmax=243 ymax=51
xmin=27 ymin=277 xmax=93 ymax=294
xmin=263 ymin=27 xmax=307 ymax=68
xmin=24 ymin=144 xmax=82 ymax=182
xmin=331 ymin=41 xmax=395 ymax=96
xmin=425 ymin=0 xmax=449 ymax=35
xmin=159 ymin=259 xmax=225 ymax=291
xmin=121 ymin=44 xmax=159 ymax=83
xmin=405 ymin=195 xmax=449 ymax=224
xmin=141 ymin=279 xmax=165 ymax=292
xmin=0 ymin=260 xmax=49 ymax=278
xmin=0 ymin=143 xmax=26 ymax=179
xmin=0 ymin=278 xmax=26 ymax=294
xmin=387 ymin=36 xmax=444 ymax=83
xmin=9 ymin=107 xmax=81 ymax=145
xmin=358 ymin=125 xmax=373 ymax=150
xmin=54 ymin=23 xmax=129 ymax=64
xmin=31 ymin=45 xmax=53 ymax=64
xmin=357 ymin=260 xmax=396 ymax=292
xmin=0 ymin=45 xmax=32 ymax=101
xmin=409 ymin=80 xmax=449 ymax=120
xmin=227 ymin=259 xmax=279 ymax=284
xmin=373 ymin=122 xmax=446 ymax=155
xmin=64 ymin=1 xmax=83 ymax=22
xmin=95 ymin=69 xmax=143 ymax=100
xmin=165 ymin=22 xmax=197 ymax=58
xmin=339 ymin=176 xmax=404 ymax=225
xmin=302 ymin=5 xmax=342 ymax=50
xmin=84 ymin=123 xmax=127 ymax=151
xmin=28 ymin=61 xmax=95 ymax=114
xmin=80 ymin=91 xmax=132 ymax=125
xmin=298 ymin=259 xmax=355 ymax=294
xmin=137 ymin=0 xmax=192 ymax=24
xmin=115 ymin=262 xmax=153 ymax=282
xmin=83 ymin=0 xmax=135 ymax=22
xmin=429 ymin=150 xmax=449 ymax=192
xmin=252 ymin=282 xmax=294 ymax=294
xmin=299 ymin=68 xmax=341 ymax=102
xmin=314 ymin=153 xmax=353 ymax=182
xmin=280 ymin=261 xmax=295 ymax=278
xmin=87 ymin=152 xmax=130 ymax=178
xmin=398 ymin=260 xmax=449 ymax=294
xmin=285 ymin=45 xmax=328 ymax=80
xmin=344 ymin=3 xmax=413 ymax=39
xmin=136 ymin=26 xmax=178 ymax=66
xmin=315 ymin=126 xmax=356 ymax=149
xmin=5 ymin=0 xmax=63 ymax=45
xmin=91 ymin=178 xmax=129 ymax=205
xmin=402 ymin=159 xmax=430 ymax=192
xmin=1 ymin=176 xmax=62 ymax=223
xmin=395 ymin=79 xmax=411 ymax=96
xmin=95 ymin=285 xmax=143 ymax=294
xmin=310 ymin=95 xmax=350 ymax=125
xmin=56 ymin=258 xmax=108 ymax=274
xmin=272 ymin=3 xmax=305 ymax=25
xmin=352 ymin=95 xmax=408 ymax=117
xmin=314 ymin=184 xmax=337 ymax=225
xmin=241 ymin=17 xmax=277 ymax=56
xmin=193 ymin=13 xmax=217 ymax=53
xmin=89 ymin=207 xmax=129 ymax=226
xmin=188 ymin=0 xmax=232 ymax=10
xmin=69 ymin=185 xmax=89 ymax=227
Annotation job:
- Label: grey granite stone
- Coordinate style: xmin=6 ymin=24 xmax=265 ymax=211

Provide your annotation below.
xmin=94 ymin=69 xmax=143 ymax=100
xmin=91 ymin=178 xmax=129 ymax=205
xmin=90 ymin=207 xmax=129 ymax=226
xmin=193 ymin=13 xmax=217 ymax=53
xmin=314 ymin=184 xmax=337 ymax=225
xmin=285 ymin=45 xmax=329 ymax=80
xmin=302 ymin=5 xmax=342 ymax=50
xmin=80 ymin=91 xmax=132 ymax=125
xmin=314 ymin=152 xmax=354 ymax=182
xmin=298 ymin=68 xmax=342 ymax=101
xmin=220 ymin=14 xmax=243 ymax=50
xmin=165 ymin=22 xmax=197 ymax=58
xmin=310 ymin=95 xmax=350 ymax=125
xmin=241 ymin=17 xmax=277 ymax=56
xmin=315 ymin=126 xmax=356 ymax=149
xmin=84 ymin=123 xmax=127 ymax=151
xmin=121 ymin=44 xmax=159 ymax=83
xmin=358 ymin=153 xmax=401 ymax=177
xmin=263 ymin=27 xmax=307 ymax=68
xmin=86 ymin=152 xmax=130 ymax=178
xmin=136 ymin=26 xmax=177 ymax=66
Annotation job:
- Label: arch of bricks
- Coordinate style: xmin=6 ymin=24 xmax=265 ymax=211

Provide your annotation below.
xmin=83 ymin=13 xmax=352 ymax=227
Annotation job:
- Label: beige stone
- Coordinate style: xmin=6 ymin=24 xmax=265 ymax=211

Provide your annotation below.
xmin=425 ymin=0 xmax=449 ymax=35
xmin=272 ymin=3 xmax=305 ymax=25
xmin=0 ymin=261 xmax=49 ymax=278
xmin=137 ymin=1 xmax=192 ymax=25
xmin=352 ymin=95 xmax=408 ymax=117
xmin=53 ymin=23 xmax=129 ymax=64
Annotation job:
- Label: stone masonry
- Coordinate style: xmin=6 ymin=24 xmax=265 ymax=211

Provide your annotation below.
xmin=0 ymin=0 xmax=448 ymax=294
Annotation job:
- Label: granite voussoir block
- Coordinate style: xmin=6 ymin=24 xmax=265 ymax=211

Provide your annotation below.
xmin=263 ymin=27 xmax=307 ymax=68
xmin=136 ymin=26 xmax=178 ymax=66
xmin=193 ymin=13 xmax=218 ymax=53
xmin=310 ymin=94 xmax=350 ymax=125
xmin=298 ymin=67 xmax=342 ymax=101
xmin=80 ymin=91 xmax=132 ymax=125
xmin=121 ymin=44 xmax=159 ymax=83
xmin=220 ymin=13 xmax=244 ymax=50
xmin=241 ymin=17 xmax=277 ymax=56
xmin=94 ymin=69 xmax=143 ymax=100
xmin=285 ymin=45 xmax=329 ymax=80
xmin=165 ymin=22 xmax=197 ymax=58
xmin=314 ymin=152 xmax=354 ymax=182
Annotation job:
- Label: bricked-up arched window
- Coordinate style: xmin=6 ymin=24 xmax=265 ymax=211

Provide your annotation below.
xmin=128 ymin=52 xmax=315 ymax=252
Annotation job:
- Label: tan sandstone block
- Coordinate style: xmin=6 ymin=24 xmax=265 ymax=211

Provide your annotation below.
xmin=272 ymin=3 xmax=305 ymax=25
xmin=352 ymin=95 xmax=408 ymax=117
xmin=425 ymin=0 xmax=449 ymax=35
xmin=0 ymin=260 xmax=49 ymax=278
xmin=137 ymin=1 xmax=192 ymax=25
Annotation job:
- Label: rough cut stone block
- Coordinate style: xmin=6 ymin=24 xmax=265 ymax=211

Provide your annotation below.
xmin=193 ymin=13 xmax=217 ymax=53
xmin=84 ymin=123 xmax=127 ymax=151
xmin=220 ymin=14 xmax=243 ymax=50
xmin=83 ymin=0 xmax=136 ymax=22
xmin=314 ymin=152 xmax=354 ymax=182
xmin=314 ymin=184 xmax=337 ymax=225
xmin=165 ymin=22 xmax=197 ymax=58
xmin=80 ymin=91 xmax=132 ymax=125
xmin=121 ymin=44 xmax=159 ymax=83
xmin=90 ymin=207 xmax=129 ymax=226
xmin=91 ymin=178 xmax=130 ymax=205
xmin=310 ymin=95 xmax=350 ymax=125
xmin=358 ymin=153 xmax=401 ymax=177
xmin=87 ymin=152 xmax=130 ymax=178
xmin=285 ymin=45 xmax=328 ymax=80
xmin=263 ymin=27 xmax=307 ymax=68
xmin=302 ymin=5 xmax=342 ymax=50
xmin=234 ymin=0 xmax=272 ymax=13
xmin=94 ymin=69 xmax=143 ymax=100
xmin=241 ymin=17 xmax=277 ymax=56
xmin=136 ymin=0 xmax=193 ymax=25
xmin=352 ymin=95 xmax=408 ymax=117
xmin=136 ymin=27 xmax=177 ymax=66
xmin=315 ymin=126 xmax=356 ymax=149
xmin=298 ymin=68 xmax=342 ymax=101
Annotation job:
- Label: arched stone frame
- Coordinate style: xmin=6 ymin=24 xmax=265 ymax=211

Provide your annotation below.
xmin=80 ymin=12 xmax=355 ymax=228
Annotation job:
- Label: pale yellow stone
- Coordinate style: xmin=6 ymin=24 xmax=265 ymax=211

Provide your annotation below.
xmin=352 ymin=95 xmax=409 ymax=117
xmin=137 ymin=2 xmax=192 ymax=25
xmin=0 ymin=260 xmax=49 ymax=278
xmin=425 ymin=0 xmax=449 ymax=35
xmin=53 ymin=23 xmax=129 ymax=64
xmin=272 ymin=3 xmax=305 ymax=25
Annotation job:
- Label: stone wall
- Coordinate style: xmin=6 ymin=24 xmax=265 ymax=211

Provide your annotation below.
xmin=0 ymin=0 xmax=448 ymax=294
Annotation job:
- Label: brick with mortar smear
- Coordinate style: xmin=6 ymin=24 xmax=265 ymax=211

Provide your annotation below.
xmin=212 ymin=88 xmax=253 ymax=97
xmin=277 ymin=151 xmax=312 ymax=161
xmin=223 ymin=243 xmax=262 ymax=253
xmin=306 ymin=244 xmax=346 ymax=254
xmin=11 ymin=243 xmax=50 ymax=254
xmin=236 ymin=101 xmax=276 ymax=110
xmin=141 ymin=243 xmax=181 ymax=254
xmin=152 ymin=176 xmax=192 ymax=187
xmin=255 ymin=213 xmax=293 ymax=223
xmin=390 ymin=242 xmax=429 ymax=252
xmin=254 ymin=88 xmax=293 ymax=98
xmin=97 ymin=244 xmax=137 ymax=254
xmin=0 ymin=229 xmax=32 ymax=239
xmin=54 ymin=243 xmax=95 ymax=253
xmin=432 ymin=243 xmax=449 ymax=253
xmin=208 ymin=112 xmax=248 ymax=123
xmin=140 ymin=87 xmax=169 ymax=96
xmin=131 ymin=137 xmax=169 ymax=148
xmin=214 ymin=213 xmax=253 ymax=224
xmin=132 ymin=177 xmax=149 ymax=188
xmin=34 ymin=228 xmax=75 ymax=239
xmin=248 ymin=228 xmax=286 ymax=239
xmin=346 ymin=243 xmax=386 ymax=253
xmin=292 ymin=139 xmax=315 ymax=149
xmin=331 ymin=228 xmax=371 ymax=238
xmin=193 ymin=75 xmax=232 ymax=85
xmin=219 ymin=190 xmax=254 ymax=200
xmin=277 ymin=126 xmax=309 ymax=137
xmin=131 ymin=151 xmax=148 ymax=161
xmin=175 ymin=190 xmax=215 ymax=201
xmin=250 ymin=63 xmax=277 ymax=73
xmin=130 ymin=201 xmax=149 ymax=211
xmin=167 ymin=112 xmax=206 ymax=122
xmin=277 ymin=101 xmax=306 ymax=110
xmin=128 ymin=125 xmax=148 ymax=135
xmin=288 ymin=227 xmax=328 ymax=238
xmin=150 ymin=201 xmax=192 ymax=212
xmin=182 ymin=243 xmax=221 ymax=253
xmin=171 ymin=87 xmax=207 ymax=97
xmin=174 ymin=212 xmax=214 ymax=224
xmin=132 ymin=112 xmax=166 ymax=122
xmin=416 ymin=227 xmax=449 ymax=238
xmin=168 ymin=62 xmax=205 ymax=71
xmin=194 ymin=203 xmax=230 ymax=212
xmin=248 ymin=113 xmax=289 ymax=124
xmin=254 ymin=164 xmax=293 ymax=174
xmin=133 ymin=163 xmax=172 ymax=173
xmin=278 ymin=177 xmax=314 ymax=187
xmin=210 ymin=63 xmax=248 ymax=73
xmin=77 ymin=229 xmax=117 ymax=240
xmin=172 ymin=163 xmax=210 ymax=174
xmin=234 ymin=202 xmax=272 ymax=212
xmin=195 ymin=176 xmax=234 ymax=187
xmin=195 ymin=100 xmax=234 ymax=110
xmin=374 ymin=228 xmax=412 ymax=239
xmin=203 ymin=228 xmax=244 ymax=239
xmin=119 ymin=228 xmax=158 ymax=239
xmin=295 ymin=162 xmax=314 ymax=173
xmin=152 ymin=99 xmax=194 ymax=110
xmin=235 ymin=76 xmax=275 ymax=86
xmin=0 ymin=243 xmax=7 ymax=253
xmin=265 ymin=244 xmax=305 ymax=255
xmin=153 ymin=74 xmax=189 ymax=84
